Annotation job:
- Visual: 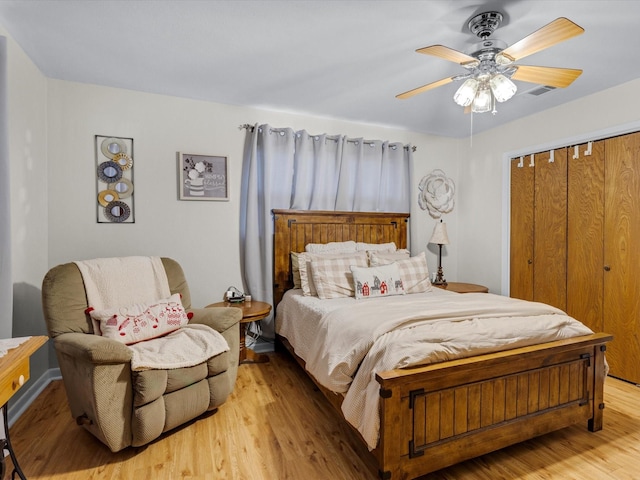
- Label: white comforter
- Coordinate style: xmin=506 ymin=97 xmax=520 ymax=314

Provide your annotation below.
xmin=276 ymin=289 xmax=593 ymax=450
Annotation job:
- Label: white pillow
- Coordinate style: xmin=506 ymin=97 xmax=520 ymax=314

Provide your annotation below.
xmin=355 ymin=242 xmax=397 ymax=252
xmin=88 ymin=293 xmax=189 ymax=345
xmin=305 ymin=241 xmax=357 ymax=254
xmin=368 ymin=249 xmax=411 ymax=265
xmin=310 ymin=254 xmax=368 ymax=299
xmin=350 ymin=263 xmax=405 ymax=299
xmin=298 ymin=251 xmax=368 ymax=296
xmin=290 ymin=252 xmax=303 ymax=289
xmin=394 ymin=252 xmax=432 ymax=294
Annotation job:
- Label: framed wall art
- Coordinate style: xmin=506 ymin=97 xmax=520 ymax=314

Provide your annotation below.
xmin=95 ymin=135 xmax=134 ymax=223
xmin=178 ymin=153 xmax=229 ymax=201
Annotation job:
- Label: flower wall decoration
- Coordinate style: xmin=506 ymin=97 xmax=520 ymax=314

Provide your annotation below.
xmin=418 ymin=169 xmax=455 ymax=218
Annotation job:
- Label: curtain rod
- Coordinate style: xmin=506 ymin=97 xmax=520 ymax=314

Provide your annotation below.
xmin=239 ymin=124 xmax=417 ymax=151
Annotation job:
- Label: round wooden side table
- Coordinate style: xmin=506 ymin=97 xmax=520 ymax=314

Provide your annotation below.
xmin=206 ymin=300 xmax=272 ymax=364
xmin=434 ymin=282 xmax=489 ymax=293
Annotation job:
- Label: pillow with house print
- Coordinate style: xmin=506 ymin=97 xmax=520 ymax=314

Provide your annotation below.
xmin=350 ymin=263 xmax=405 ymax=299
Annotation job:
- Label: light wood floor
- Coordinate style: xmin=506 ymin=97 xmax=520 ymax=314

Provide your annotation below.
xmin=6 ymin=351 xmax=640 ymax=479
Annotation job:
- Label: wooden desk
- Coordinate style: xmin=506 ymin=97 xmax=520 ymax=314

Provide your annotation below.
xmin=206 ymin=301 xmax=272 ymax=364
xmin=434 ymin=282 xmax=489 ymax=293
xmin=0 ymin=336 xmax=48 ymax=480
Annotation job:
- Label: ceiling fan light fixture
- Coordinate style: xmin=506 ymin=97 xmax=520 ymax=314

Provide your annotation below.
xmin=472 ymin=85 xmax=492 ymax=113
xmin=453 ymin=78 xmax=479 ymax=106
xmin=495 ymin=52 xmax=514 ymax=66
xmin=489 ymin=74 xmax=517 ymax=102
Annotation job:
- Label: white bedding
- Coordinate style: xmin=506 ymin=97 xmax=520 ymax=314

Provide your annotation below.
xmin=276 ymin=289 xmax=594 ymax=450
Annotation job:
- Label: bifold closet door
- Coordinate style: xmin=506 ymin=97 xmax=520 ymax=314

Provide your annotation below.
xmin=510 ymin=157 xmax=534 ymax=301
xmin=604 ymin=132 xmax=640 ymax=384
xmin=567 ymin=141 xmax=605 ymax=333
xmin=533 ymin=149 xmax=567 ymax=311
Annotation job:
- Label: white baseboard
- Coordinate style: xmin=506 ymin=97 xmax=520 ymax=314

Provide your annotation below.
xmin=7 ymin=368 xmax=61 ymax=427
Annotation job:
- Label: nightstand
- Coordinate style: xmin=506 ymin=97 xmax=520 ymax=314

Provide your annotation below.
xmin=434 ymin=282 xmax=489 ymax=293
xmin=0 ymin=336 xmax=48 ymax=480
xmin=206 ymin=300 xmax=272 ymax=364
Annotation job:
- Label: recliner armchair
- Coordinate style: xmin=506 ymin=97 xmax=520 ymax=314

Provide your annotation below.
xmin=41 ymin=257 xmax=241 ymax=452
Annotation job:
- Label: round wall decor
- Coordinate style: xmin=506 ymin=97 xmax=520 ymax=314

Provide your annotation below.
xmin=418 ymin=169 xmax=455 ymax=218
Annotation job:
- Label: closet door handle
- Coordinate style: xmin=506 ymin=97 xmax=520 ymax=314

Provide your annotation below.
xmin=527 ymin=259 xmax=533 ymax=265
xmin=604 ymin=265 xmax=611 ymax=271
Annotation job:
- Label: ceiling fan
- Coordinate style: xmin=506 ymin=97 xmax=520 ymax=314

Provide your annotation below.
xmin=397 ymin=12 xmax=584 ymax=114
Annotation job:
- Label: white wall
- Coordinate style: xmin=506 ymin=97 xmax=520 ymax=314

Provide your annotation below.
xmin=46 ymin=80 xmax=459 ymax=310
xmin=456 ymin=78 xmax=640 ymax=294
xmin=1 ymin=25 xmax=48 ymax=335
xmin=0 ymin=25 xmax=50 ymax=405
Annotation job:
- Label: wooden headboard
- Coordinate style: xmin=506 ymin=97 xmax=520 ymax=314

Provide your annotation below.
xmin=272 ymin=209 xmax=410 ymax=307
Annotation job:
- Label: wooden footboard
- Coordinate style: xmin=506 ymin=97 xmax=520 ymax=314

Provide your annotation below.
xmin=374 ymin=333 xmax=611 ymax=479
xmin=278 ymin=332 xmax=610 ymax=479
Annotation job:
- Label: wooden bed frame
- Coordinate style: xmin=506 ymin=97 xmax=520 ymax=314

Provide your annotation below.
xmin=272 ymin=209 xmax=612 ymax=480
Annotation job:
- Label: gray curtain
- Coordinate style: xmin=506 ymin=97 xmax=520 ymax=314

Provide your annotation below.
xmin=239 ymin=125 xmax=295 ymax=340
xmin=0 ymin=36 xmax=11 ymax=340
xmin=240 ymin=124 xmax=411 ymax=339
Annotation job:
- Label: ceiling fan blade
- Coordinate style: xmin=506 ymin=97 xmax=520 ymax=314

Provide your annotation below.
xmin=500 ymin=18 xmax=584 ymax=63
xmin=416 ymin=45 xmax=478 ymax=66
xmin=396 ymin=77 xmax=454 ymax=99
xmin=511 ymin=65 xmax=583 ymax=88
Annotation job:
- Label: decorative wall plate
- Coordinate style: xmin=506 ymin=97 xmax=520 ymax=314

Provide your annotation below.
xmin=113 ymin=152 xmax=133 ymax=170
xmin=100 ymin=137 xmax=128 ymax=159
xmin=97 ymin=161 xmax=123 ymax=183
xmin=103 ymin=201 xmax=131 ymax=222
xmin=107 ymin=178 xmax=133 ymax=199
xmin=98 ymin=189 xmax=120 ymax=207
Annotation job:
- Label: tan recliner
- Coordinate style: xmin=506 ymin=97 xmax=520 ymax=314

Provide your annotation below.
xmin=41 ymin=257 xmax=241 ymax=452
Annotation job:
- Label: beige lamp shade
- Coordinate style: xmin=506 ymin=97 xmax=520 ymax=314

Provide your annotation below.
xmin=429 ymin=221 xmax=450 ymax=245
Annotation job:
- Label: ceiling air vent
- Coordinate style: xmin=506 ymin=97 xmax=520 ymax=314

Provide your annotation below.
xmin=527 ymin=85 xmax=557 ymax=96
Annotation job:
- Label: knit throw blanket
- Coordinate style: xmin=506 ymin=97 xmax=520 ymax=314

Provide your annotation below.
xmin=74 ymin=256 xmax=171 ymax=311
xmin=128 ymin=323 xmax=229 ymax=371
xmin=74 ymin=256 xmax=228 ymax=370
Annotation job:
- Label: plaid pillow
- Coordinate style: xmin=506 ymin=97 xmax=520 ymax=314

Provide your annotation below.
xmin=298 ymin=251 xmax=368 ymax=296
xmin=394 ymin=252 xmax=432 ymax=294
xmin=310 ymin=254 xmax=368 ymax=299
xmin=368 ymin=249 xmax=411 ymax=265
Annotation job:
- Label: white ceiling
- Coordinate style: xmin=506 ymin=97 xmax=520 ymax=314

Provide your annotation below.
xmin=1 ymin=0 xmax=638 ymax=138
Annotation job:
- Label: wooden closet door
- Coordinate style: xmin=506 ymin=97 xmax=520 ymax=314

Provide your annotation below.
xmin=567 ymin=141 xmax=605 ymax=332
xmin=510 ymin=157 xmax=534 ymax=301
xmin=533 ymin=149 xmax=567 ymax=311
xmin=604 ymin=132 xmax=640 ymax=383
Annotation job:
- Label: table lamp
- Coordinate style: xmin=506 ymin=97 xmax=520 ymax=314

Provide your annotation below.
xmin=429 ymin=219 xmax=449 ymax=285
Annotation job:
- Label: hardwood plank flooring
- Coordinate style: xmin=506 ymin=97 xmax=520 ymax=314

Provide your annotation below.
xmin=5 ymin=352 xmax=640 ymax=479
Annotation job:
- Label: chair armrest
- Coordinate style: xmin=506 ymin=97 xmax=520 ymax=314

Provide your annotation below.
xmin=188 ymin=307 xmax=241 ymax=334
xmin=53 ymin=332 xmax=132 ymax=364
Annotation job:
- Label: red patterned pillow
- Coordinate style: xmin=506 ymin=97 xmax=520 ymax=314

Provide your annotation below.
xmin=88 ymin=293 xmax=189 ymax=345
